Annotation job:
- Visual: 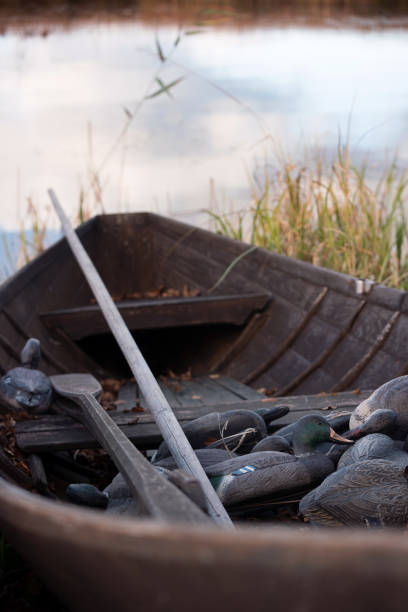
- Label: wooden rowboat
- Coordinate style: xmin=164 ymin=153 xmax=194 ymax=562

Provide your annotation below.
xmin=1 ymin=212 xmax=408 ymax=611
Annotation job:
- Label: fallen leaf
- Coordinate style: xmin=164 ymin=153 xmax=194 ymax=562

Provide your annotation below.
xmin=204 ymin=437 xmax=218 ymax=446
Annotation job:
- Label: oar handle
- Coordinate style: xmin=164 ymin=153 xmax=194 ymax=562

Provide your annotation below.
xmin=48 ymin=188 xmax=233 ymax=528
xmin=75 ymin=392 xmax=211 ymax=525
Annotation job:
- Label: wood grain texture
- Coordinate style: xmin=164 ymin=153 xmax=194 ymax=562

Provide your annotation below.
xmin=49 ymin=192 xmax=232 ymax=528
xmin=41 ymin=294 xmax=270 ymax=340
xmin=15 ymin=389 xmax=370 ymax=453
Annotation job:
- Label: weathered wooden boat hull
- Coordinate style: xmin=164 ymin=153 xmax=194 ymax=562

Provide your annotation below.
xmin=1 ymin=212 xmax=408 ymax=610
xmin=0 ymin=212 xmax=406 ymax=391
xmin=1 ymin=479 xmax=408 ymax=612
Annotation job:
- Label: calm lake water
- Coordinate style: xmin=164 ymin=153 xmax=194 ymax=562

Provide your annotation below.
xmin=2 ymin=2 xmax=408 ymax=232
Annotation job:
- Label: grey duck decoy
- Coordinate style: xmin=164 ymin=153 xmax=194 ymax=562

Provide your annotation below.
xmin=0 ymin=338 xmax=52 ymax=413
xmin=337 ymin=433 xmax=408 ymax=469
xmin=300 ymin=459 xmax=408 ymax=528
xmin=350 ymin=376 xmax=408 ymax=440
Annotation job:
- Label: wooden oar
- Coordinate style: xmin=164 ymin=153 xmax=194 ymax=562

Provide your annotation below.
xmin=51 ymin=373 xmax=211 ymax=525
xmin=48 ymin=189 xmax=233 ymax=528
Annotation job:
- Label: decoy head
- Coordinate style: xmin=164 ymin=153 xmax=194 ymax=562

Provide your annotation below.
xmin=20 ymin=338 xmax=41 ymax=369
xmin=348 ymin=409 xmax=397 ymax=440
xmin=292 ymin=414 xmax=353 ymax=455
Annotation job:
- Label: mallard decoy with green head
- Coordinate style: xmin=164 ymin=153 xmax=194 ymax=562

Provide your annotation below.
xmin=0 ymin=338 xmax=52 ymax=413
xmin=205 ymin=414 xmax=352 ymax=507
xmin=320 ymin=408 xmax=398 ymax=466
xmin=300 ymin=459 xmax=408 ymax=527
xmin=276 ymin=412 xmax=350 ymax=443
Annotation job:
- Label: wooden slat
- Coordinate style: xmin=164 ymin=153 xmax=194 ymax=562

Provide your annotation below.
xmin=243 ymin=287 xmax=328 ymax=384
xmin=136 ymin=374 xmax=265 ymax=410
xmin=331 ymin=311 xmax=400 ymax=392
xmin=15 ymin=390 xmax=371 ymax=454
xmin=210 ymin=310 xmax=271 ymax=372
xmin=276 ymin=300 xmax=367 ymax=396
xmin=40 ymin=294 xmax=271 ymax=340
xmin=152 ymin=229 xmax=265 ymax=296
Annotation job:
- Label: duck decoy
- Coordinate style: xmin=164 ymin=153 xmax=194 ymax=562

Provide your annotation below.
xmin=318 ymin=408 xmax=398 ymax=466
xmin=153 ymin=447 xmax=235 ymax=471
xmin=154 ymin=408 xmax=269 ymax=461
xmin=66 ymin=483 xmax=109 ymax=510
xmin=350 ymin=376 xmax=408 ymax=440
xmin=337 ymin=433 xmax=408 ymax=469
xmin=0 ymin=338 xmax=52 ymax=413
xmin=254 ymin=405 xmax=290 ymax=427
xmin=300 ymin=459 xmax=408 ymax=527
xmin=348 ymin=409 xmax=397 ymax=439
xmin=67 ymin=466 xmax=208 ymax=518
xmin=53 ymin=373 xmax=210 ymax=525
xmin=250 ymin=435 xmax=292 ymax=454
xmin=275 ymin=412 xmax=350 ymax=443
xmin=204 ymin=414 xmax=352 ymax=507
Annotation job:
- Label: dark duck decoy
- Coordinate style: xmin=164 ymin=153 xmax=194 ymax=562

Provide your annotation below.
xmin=204 ymin=414 xmax=352 ymax=507
xmin=0 ymin=338 xmax=52 ymax=413
xmin=153 ymin=447 xmax=234 ymax=470
xmin=250 ymin=434 xmax=292 ymax=454
xmin=67 ymin=449 xmax=228 ymax=516
xmin=300 ymin=459 xmax=408 ymax=528
xmin=154 ymin=408 xmax=271 ymax=461
xmin=350 ymin=376 xmax=408 ymax=440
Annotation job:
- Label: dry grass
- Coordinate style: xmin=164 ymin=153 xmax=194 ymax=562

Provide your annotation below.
xmin=208 ymin=145 xmax=408 ymax=290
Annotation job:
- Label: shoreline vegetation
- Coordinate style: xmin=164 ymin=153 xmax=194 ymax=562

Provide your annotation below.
xmin=9 ymin=143 xmax=408 ymax=292
xmin=209 ymin=145 xmax=408 ymax=291
xmin=4 ymin=1 xmax=408 ymax=291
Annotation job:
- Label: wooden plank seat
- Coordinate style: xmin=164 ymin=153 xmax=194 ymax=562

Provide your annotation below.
xmin=40 ymin=293 xmax=271 ymax=340
xmin=15 ymin=373 xmax=371 ymax=453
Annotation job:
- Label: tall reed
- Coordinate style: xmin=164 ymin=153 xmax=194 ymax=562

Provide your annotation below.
xmin=209 ymin=145 xmax=408 ymax=290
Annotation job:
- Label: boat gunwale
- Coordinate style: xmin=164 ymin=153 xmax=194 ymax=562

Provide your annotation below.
xmin=2 ymin=476 xmax=408 ymax=562
xmin=0 ymin=210 xmax=406 ymax=315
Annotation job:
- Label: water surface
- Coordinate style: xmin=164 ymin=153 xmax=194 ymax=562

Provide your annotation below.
xmin=2 ymin=1 xmax=408 ymax=231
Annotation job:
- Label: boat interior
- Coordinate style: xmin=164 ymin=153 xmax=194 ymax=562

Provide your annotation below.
xmin=0 ymin=211 xmax=407 ymax=397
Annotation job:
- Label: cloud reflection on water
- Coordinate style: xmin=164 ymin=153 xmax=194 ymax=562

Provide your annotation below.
xmin=1 ymin=21 xmax=408 ymax=230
